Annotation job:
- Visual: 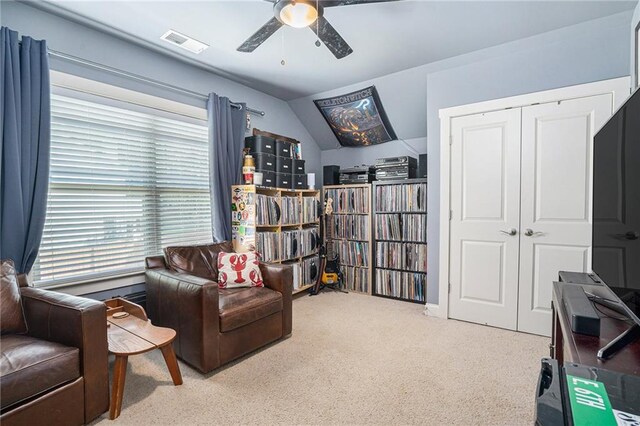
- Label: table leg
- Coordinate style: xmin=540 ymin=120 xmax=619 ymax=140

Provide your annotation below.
xmin=110 ymin=355 xmax=128 ymax=420
xmin=160 ymin=343 xmax=183 ymax=386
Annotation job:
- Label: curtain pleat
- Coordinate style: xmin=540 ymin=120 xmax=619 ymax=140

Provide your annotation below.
xmin=207 ymin=94 xmax=245 ymax=242
xmin=0 ymin=27 xmax=51 ymax=274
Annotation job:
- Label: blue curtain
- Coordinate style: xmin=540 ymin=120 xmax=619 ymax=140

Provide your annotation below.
xmin=207 ymin=93 xmax=245 ymax=242
xmin=0 ymin=27 xmax=51 ymax=274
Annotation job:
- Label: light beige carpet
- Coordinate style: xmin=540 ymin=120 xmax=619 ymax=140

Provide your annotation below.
xmin=94 ymin=292 xmax=547 ymax=425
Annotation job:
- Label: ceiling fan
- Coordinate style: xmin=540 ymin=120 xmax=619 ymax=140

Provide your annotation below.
xmin=237 ymin=0 xmax=398 ymax=59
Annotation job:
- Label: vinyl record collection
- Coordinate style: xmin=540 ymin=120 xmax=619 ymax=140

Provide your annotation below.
xmin=302 ymin=196 xmax=319 ymax=224
xmin=281 ymin=196 xmax=301 ymax=225
xmin=280 ymin=228 xmax=320 ymax=261
xmin=326 ymin=215 xmax=369 ymax=240
xmin=299 ymin=227 xmax=320 ymax=257
xmin=281 ymin=229 xmax=299 ymax=261
xmin=324 ymin=187 xmax=370 ymax=214
xmin=375 ymin=182 xmax=427 ymax=212
xmin=373 ymin=179 xmax=427 ymax=303
xmin=403 ymin=214 xmax=427 ymax=242
xmin=375 ymin=214 xmax=402 ymax=240
xmin=256 ymin=194 xmax=280 ymax=226
xmin=291 ymin=262 xmax=301 ymax=290
xmin=343 ymin=266 xmax=368 ymax=293
xmin=375 ymin=214 xmax=426 ymax=243
xmin=256 ymin=232 xmax=279 ymax=262
xmin=376 ymin=242 xmax=427 ymax=273
xmin=330 ymin=240 xmax=369 ymax=267
xmin=302 ymin=255 xmax=320 ymax=287
xmin=375 ymin=269 xmax=426 ymax=302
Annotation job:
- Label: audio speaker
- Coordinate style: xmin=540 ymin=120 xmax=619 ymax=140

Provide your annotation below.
xmin=418 ymin=154 xmax=427 ymax=178
xmin=323 ymin=165 xmax=340 ymax=185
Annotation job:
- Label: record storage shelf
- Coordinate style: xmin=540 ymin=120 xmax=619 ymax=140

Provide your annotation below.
xmin=372 ymin=178 xmax=427 ymax=304
xmin=231 ymin=185 xmax=321 ymax=295
xmin=322 ymin=184 xmax=373 ymax=295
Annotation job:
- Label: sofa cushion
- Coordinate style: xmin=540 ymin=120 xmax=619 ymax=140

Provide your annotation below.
xmin=0 ymin=334 xmax=80 ymax=410
xmin=218 ymin=251 xmax=264 ymax=289
xmin=1 ymin=259 xmax=27 ymax=335
xmin=219 ymin=287 xmax=283 ymax=333
xmin=164 ymin=241 xmax=233 ymax=282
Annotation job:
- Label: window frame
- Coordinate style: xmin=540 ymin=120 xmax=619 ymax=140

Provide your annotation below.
xmin=34 ymin=72 xmax=210 ymax=292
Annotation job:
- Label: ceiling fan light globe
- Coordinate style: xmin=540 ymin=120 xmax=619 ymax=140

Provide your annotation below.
xmin=276 ymin=1 xmax=319 ymax=28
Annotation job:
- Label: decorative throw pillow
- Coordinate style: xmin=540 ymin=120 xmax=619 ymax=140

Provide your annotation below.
xmin=1 ymin=259 xmax=28 ymax=335
xmin=217 ymin=251 xmax=264 ymax=289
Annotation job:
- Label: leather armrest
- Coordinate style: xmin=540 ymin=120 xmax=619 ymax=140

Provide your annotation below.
xmin=145 ymin=269 xmax=220 ymax=373
xmin=145 ymin=255 xmax=167 ymax=269
xmin=20 ymin=287 xmax=109 ymax=423
xmin=260 ymin=263 xmax=293 ymax=294
xmin=259 ymin=263 xmax=292 ymax=336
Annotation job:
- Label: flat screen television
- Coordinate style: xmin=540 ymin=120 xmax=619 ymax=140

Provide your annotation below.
xmin=592 ymin=86 xmax=640 ymax=356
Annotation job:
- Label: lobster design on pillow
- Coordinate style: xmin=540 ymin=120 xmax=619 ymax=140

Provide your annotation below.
xmin=249 ymin=269 xmax=263 ymax=287
xmin=218 ymin=271 xmax=228 ymax=287
xmin=229 ymin=254 xmax=248 ymax=284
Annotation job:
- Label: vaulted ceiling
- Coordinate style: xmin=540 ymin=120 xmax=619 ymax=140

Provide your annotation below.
xmin=41 ymin=0 xmax=636 ymax=101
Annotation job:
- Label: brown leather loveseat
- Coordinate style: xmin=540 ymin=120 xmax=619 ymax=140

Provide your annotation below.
xmin=0 ymin=259 xmax=109 ymax=425
xmin=145 ymin=241 xmax=293 ymax=374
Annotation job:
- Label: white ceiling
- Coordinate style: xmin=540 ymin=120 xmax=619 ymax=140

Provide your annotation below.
xmin=41 ymin=0 xmax=636 ymax=100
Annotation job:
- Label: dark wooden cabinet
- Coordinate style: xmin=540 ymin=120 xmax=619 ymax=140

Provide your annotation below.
xmin=551 ymin=282 xmax=640 ymax=376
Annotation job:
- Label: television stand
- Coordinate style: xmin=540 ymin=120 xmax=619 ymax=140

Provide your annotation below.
xmin=551 ymin=282 xmax=640 ymax=376
xmin=598 ymin=324 xmax=640 ymax=360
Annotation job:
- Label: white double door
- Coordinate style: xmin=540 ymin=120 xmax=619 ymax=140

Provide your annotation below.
xmin=448 ymin=94 xmax=612 ymax=336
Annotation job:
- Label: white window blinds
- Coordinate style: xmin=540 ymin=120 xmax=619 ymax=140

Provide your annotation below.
xmin=32 ymin=93 xmax=212 ymax=286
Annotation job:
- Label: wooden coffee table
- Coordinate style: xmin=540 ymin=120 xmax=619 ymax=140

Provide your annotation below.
xmin=105 ymin=298 xmax=183 ymax=420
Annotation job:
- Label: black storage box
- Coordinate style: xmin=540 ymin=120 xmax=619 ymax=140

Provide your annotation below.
xmin=261 ymin=171 xmax=276 ymax=188
xmin=293 ymin=174 xmax=308 ymax=190
xmin=276 ymin=156 xmax=292 ymax=174
xmin=245 ymin=135 xmax=276 ymax=156
xmin=276 ymin=172 xmax=291 ymax=189
xmin=276 ymin=140 xmax=292 ymax=158
xmin=293 ymin=159 xmax=305 ymax=175
xmin=254 ymin=153 xmax=276 ymax=172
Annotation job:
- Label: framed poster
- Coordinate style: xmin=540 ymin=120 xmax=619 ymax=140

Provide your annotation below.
xmin=314 ymin=86 xmax=397 ymax=147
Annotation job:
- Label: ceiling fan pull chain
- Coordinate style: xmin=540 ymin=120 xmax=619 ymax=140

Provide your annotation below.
xmin=281 ymin=30 xmax=285 ymax=66
xmin=315 ymin=0 xmax=321 ymax=47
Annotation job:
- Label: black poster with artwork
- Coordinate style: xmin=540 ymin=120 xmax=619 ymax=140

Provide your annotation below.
xmin=314 ymin=86 xmax=397 ymax=147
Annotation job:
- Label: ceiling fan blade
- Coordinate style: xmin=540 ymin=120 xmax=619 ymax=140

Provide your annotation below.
xmin=237 ymin=17 xmax=283 ymax=53
xmin=323 ymin=0 xmax=400 ymax=7
xmin=310 ymin=16 xmax=353 ymax=59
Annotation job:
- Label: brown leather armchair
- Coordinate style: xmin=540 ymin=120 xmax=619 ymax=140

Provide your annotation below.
xmin=144 ymin=242 xmax=293 ymax=374
xmin=0 ymin=261 xmax=109 ymax=425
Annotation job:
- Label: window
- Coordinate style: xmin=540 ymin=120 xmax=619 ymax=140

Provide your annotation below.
xmin=32 ymin=92 xmax=212 ymax=286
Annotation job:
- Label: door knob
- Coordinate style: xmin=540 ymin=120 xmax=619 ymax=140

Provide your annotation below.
xmin=625 ymin=231 xmax=639 ymax=240
xmin=524 ymin=228 xmax=544 ymax=237
xmin=500 ymin=228 xmax=517 ymax=236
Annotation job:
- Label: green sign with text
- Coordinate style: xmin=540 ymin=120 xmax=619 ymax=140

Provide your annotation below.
xmin=566 ymin=375 xmax=616 ymax=426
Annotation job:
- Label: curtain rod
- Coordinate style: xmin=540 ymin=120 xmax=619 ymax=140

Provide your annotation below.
xmin=47 ymin=48 xmax=266 ymax=116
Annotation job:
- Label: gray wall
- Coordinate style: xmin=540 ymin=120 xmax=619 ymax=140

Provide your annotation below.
xmin=0 ymin=0 xmax=322 ymax=177
xmin=290 ymin=11 xmax=633 ymax=304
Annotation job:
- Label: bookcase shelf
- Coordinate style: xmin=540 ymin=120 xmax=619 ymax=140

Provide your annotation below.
xmin=323 ymin=184 xmax=373 ymax=295
xmin=373 ymin=178 xmax=427 ymax=303
xmin=231 ymin=185 xmax=321 ymax=295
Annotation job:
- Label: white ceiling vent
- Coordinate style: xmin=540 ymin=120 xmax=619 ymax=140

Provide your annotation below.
xmin=161 ymin=30 xmax=209 ymax=54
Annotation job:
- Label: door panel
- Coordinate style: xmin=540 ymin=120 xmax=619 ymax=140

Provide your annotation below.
xmin=518 ymin=95 xmax=613 ymax=336
xmin=449 ymin=109 xmax=521 ymax=330
xmin=534 ymin=115 xmax=590 ymax=222
xmin=460 ymin=241 xmax=506 ymax=304
xmin=530 ymin=244 xmax=589 ymax=312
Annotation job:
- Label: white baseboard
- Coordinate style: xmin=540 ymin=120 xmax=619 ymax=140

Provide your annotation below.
xmin=424 ymin=303 xmax=444 ymax=318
